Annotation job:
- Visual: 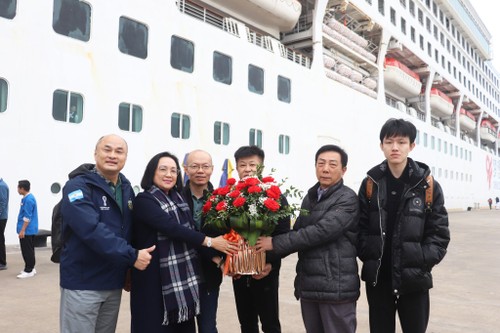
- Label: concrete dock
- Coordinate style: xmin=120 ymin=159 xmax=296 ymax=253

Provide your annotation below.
xmin=1 ymin=210 xmax=499 ymax=332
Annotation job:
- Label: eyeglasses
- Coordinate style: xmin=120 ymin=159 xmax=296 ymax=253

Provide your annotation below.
xmin=187 ymin=164 xmax=213 ymax=171
xmin=157 ymin=167 xmax=180 ymax=176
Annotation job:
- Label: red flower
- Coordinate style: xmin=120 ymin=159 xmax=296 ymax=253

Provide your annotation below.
xmin=228 ymin=190 xmax=241 ymax=198
xmin=236 ymin=181 xmax=248 ymax=191
xmin=218 ymin=186 xmax=230 ymax=196
xmin=215 ymin=201 xmax=227 ymax=211
xmin=212 ymin=188 xmax=219 ymax=195
xmin=202 ymin=201 xmax=212 ymax=213
xmin=248 ymin=185 xmax=262 ymax=194
xmin=261 ymin=176 xmax=275 ymax=183
xmin=233 ymin=197 xmax=246 ymax=207
xmin=266 ymin=185 xmax=281 ymax=199
xmin=227 ymin=178 xmax=236 ymax=185
xmin=263 ymin=198 xmax=280 ymax=212
xmin=245 ymin=177 xmax=260 ymax=186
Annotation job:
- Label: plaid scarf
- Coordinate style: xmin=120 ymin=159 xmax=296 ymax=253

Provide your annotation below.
xmin=149 ymin=185 xmax=201 ymax=325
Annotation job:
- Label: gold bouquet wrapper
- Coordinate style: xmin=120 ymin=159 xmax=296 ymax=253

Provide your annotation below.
xmin=224 ymin=239 xmax=266 ymax=275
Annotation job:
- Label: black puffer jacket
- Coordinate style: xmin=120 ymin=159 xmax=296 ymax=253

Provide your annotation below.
xmin=272 ymin=179 xmax=360 ymax=303
xmin=357 ymin=158 xmax=450 ymax=295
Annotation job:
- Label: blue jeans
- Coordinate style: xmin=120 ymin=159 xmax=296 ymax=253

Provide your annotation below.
xmin=196 ymin=285 xmax=220 ymax=333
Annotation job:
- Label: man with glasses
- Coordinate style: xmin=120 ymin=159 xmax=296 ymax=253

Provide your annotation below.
xmin=182 ymin=149 xmax=224 ymax=333
xmin=59 ymin=134 xmax=155 ymax=333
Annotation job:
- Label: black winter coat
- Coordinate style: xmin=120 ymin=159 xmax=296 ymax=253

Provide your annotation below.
xmin=272 ymin=179 xmax=360 ymax=303
xmin=357 ymin=158 xmax=450 ymax=295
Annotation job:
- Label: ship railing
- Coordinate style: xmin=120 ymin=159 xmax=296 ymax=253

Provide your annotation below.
xmin=177 ymin=0 xmax=224 ymax=30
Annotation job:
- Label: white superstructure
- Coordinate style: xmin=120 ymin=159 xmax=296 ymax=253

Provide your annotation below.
xmin=1 ymin=0 xmax=500 ymax=244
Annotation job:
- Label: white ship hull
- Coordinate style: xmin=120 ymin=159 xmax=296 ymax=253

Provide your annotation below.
xmin=1 ymin=0 xmax=500 ymax=244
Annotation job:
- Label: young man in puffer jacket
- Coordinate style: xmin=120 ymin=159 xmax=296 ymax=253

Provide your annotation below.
xmin=358 ymin=118 xmax=450 ymax=333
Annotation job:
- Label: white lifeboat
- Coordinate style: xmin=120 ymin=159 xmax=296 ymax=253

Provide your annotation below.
xmin=429 ymin=88 xmax=453 ymax=118
xmin=201 ymin=0 xmax=301 ymax=37
xmin=459 ymin=109 xmax=476 ymax=131
xmin=480 ymin=119 xmax=496 ymax=143
xmin=384 ymin=58 xmax=421 ymax=98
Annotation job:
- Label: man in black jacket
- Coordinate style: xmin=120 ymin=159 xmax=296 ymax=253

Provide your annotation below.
xmin=182 ymin=149 xmax=224 ymax=333
xmin=256 ymin=144 xmax=359 ymax=333
xmin=357 ymin=118 xmax=450 ymax=333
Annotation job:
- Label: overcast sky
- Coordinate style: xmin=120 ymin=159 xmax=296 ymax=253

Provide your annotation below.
xmin=471 ymin=0 xmax=500 ymax=71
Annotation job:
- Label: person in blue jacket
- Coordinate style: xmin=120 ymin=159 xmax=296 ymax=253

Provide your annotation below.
xmin=16 ymin=179 xmax=38 ymax=279
xmin=59 ymin=134 xmax=155 ymax=333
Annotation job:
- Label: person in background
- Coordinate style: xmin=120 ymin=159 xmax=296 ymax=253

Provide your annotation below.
xmin=231 ymin=145 xmax=290 ymax=333
xmin=0 ymin=177 xmax=8 ymax=270
xmin=182 ymin=149 xmax=225 ymax=333
xmin=357 ymin=118 xmax=450 ymax=333
xmin=59 ymin=134 xmax=155 ymax=333
xmin=131 ymin=151 xmax=237 ymax=333
xmin=256 ymin=145 xmax=360 ymax=333
xmin=488 ymin=198 xmax=493 ymax=210
xmin=16 ymin=179 xmax=38 ymax=279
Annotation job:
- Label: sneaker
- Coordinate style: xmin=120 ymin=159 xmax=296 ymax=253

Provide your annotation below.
xmin=19 ymin=268 xmax=36 ymax=275
xmin=0 ymin=264 xmax=7 ymax=270
xmin=17 ymin=270 xmax=36 ymax=279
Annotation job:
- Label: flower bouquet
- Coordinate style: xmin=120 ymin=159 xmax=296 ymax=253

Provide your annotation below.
xmin=202 ymin=170 xmax=302 ymax=275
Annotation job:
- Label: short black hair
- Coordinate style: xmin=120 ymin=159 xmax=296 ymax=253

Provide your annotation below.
xmin=140 ymin=152 xmax=184 ymax=191
xmin=379 ymin=118 xmax=417 ymax=144
xmin=234 ymin=145 xmax=265 ymax=163
xmin=18 ymin=180 xmax=30 ymax=191
xmin=315 ymin=145 xmax=348 ymax=168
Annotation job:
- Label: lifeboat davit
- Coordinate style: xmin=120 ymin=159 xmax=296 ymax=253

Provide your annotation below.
xmin=459 ymin=109 xmax=476 ymax=131
xmin=384 ymin=58 xmax=422 ymax=98
xmin=480 ymin=119 xmax=496 ymax=143
xmin=429 ymin=88 xmax=453 ymax=118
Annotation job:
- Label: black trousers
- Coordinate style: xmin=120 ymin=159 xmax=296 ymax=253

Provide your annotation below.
xmin=232 ymin=273 xmax=281 ymax=333
xmin=19 ymin=235 xmax=36 ymax=272
xmin=0 ymin=219 xmax=6 ymax=265
xmin=366 ymin=279 xmax=429 ymax=333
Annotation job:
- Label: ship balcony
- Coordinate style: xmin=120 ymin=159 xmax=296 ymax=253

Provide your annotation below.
xmin=383 ymin=58 xmax=421 ymax=98
xmin=429 ymin=88 xmax=453 ymax=118
xmin=480 ymin=120 xmax=496 ymax=143
xmin=459 ymin=109 xmax=476 ymax=132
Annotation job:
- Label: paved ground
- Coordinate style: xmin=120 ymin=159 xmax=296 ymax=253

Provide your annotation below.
xmin=0 ymin=210 xmax=499 ymax=332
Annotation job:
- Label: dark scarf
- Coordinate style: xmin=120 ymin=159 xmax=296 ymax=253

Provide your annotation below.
xmin=149 ymin=185 xmax=201 ymax=325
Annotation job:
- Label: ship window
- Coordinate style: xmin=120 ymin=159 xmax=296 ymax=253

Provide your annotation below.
xmin=50 ymin=182 xmax=61 ymax=194
xmin=431 ymin=135 xmax=435 ymax=150
xmin=401 ymin=18 xmax=406 ymax=34
xmin=171 ymin=35 xmax=194 ymax=73
xmin=409 ymin=1 xmax=415 ymax=16
xmin=390 ymin=8 xmax=396 ymax=25
xmin=249 ymin=129 xmax=263 ymax=147
xmin=171 ymin=113 xmax=191 ymax=139
xmin=213 ymin=51 xmax=232 ymax=85
xmin=277 ymin=75 xmax=291 ymax=103
xmin=52 ymin=0 xmax=91 ymax=42
xmin=437 ymin=138 xmax=441 ymax=152
xmin=0 ymin=78 xmax=7 ymax=113
xmin=248 ymin=64 xmax=264 ymax=95
xmin=214 ymin=121 xmax=230 ymax=145
xmin=427 ymin=42 xmax=431 ymax=57
xmin=118 ymin=103 xmax=143 ymax=132
xmin=0 ymin=0 xmax=16 ymax=19
xmin=410 ymin=27 xmax=415 ymax=42
xmin=415 ymin=130 xmax=420 ymax=144
xmin=417 ymin=9 xmax=423 ymax=25
xmin=52 ymin=89 xmax=83 ymax=123
xmin=423 ymin=133 xmax=428 ymax=147
xmin=118 ymin=17 xmax=148 ymax=59
xmin=378 ymin=0 xmax=384 ymax=15
xmin=399 ymin=0 xmax=406 ymax=8
xmin=419 ymin=35 xmax=424 ymax=50
xmin=426 ymin=18 xmax=430 ymax=32
xmin=278 ymin=135 xmax=290 ymax=155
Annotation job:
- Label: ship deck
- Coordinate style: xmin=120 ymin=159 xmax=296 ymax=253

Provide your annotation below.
xmin=1 ymin=210 xmax=499 ymax=332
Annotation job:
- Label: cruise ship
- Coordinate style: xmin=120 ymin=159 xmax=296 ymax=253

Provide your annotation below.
xmin=1 ymin=0 xmax=500 ymax=244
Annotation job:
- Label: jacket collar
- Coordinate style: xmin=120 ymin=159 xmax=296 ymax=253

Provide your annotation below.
xmin=367 ymin=158 xmax=430 ymax=187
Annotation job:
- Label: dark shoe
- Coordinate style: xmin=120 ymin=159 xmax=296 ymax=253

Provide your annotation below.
xmin=0 ymin=264 xmax=7 ymax=270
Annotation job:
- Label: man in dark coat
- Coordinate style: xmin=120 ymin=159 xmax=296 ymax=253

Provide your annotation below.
xmin=357 ymin=118 xmax=450 ymax=333
xmin=256 ymin=144 xmax=360 ymax=333
xmin=182 ymin=149 xmax=225 ymax=333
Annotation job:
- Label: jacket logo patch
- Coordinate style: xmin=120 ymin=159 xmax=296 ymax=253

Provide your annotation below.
xmin=128 ymin=199 xmax=133 ymax=210
xmin=68 ymin=190 xmax=84 ymax=202
xmin=100 ymin=196 xmax=110 ymax=211
xmin=412 ymin=197 xmax=423 ymax=208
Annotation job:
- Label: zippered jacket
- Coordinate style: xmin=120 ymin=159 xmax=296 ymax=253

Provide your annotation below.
xmin=272 ymin=179 xmax=360 ymax=303
xmin=60 ymin=164 xmax=137 ymax=290
xmin=357 ymin=158 xmax=450 ymax=295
